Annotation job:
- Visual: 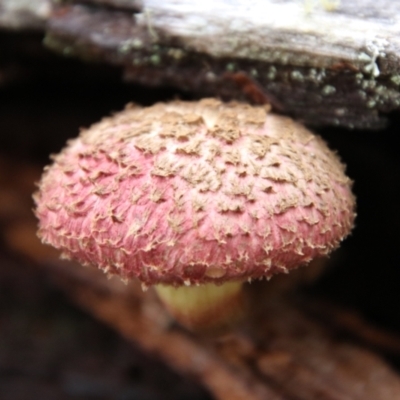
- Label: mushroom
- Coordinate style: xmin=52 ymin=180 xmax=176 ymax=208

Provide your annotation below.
xmin=34 ymin=99 xmax=355 ymax=332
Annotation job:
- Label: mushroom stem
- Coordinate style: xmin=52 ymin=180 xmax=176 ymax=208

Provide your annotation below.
xmin=154 ymin=281 xmax=246 ymax=333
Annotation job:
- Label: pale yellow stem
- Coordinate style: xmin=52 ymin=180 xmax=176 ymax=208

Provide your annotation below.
xmin=155 ymin=281 xmax=245 ymax=333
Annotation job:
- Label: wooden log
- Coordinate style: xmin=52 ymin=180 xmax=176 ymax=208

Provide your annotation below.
xmin=41 ymin=0 xmax=400 ymax=129
xmin=3 ymin=0 xmax=400 ymax=128
xmin=0 ymin=0 xmax=52 ymax=29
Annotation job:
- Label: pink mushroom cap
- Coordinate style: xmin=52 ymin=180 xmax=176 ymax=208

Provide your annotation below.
xmin=35 ymin=99 xmax=355 ymax=287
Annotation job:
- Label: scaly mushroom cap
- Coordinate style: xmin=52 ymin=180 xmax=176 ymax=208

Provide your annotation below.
xmin=35 ymin=99 xmax=355 ymax=286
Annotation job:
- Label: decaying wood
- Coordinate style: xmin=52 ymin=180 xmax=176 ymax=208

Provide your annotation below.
xmin=2 ymin=0 xmax=400 ymax=128
xmin=28 ymin=258 xmax=400 ymax=400
xmin=0 ymin=0 xmax=52 ymax=29
xmin=303 ymin=300 xmax=400 ymax=357
xmin=41 ymin=0 xmax=400 ymax=128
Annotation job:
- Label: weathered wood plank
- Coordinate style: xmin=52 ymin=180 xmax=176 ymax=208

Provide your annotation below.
xmin=0 ymin=0 xmax=52 ymax=29
xmin=136 ymin=0 xmax=400 ymax=75
xmin=3 ymin=0 xmax=400 ymax=127
xmin=41 ymin=0 xmax=400 ymax=129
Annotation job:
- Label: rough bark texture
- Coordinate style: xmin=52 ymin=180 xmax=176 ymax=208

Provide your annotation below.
xmin=3 ymin=0 xmax=400 ymax=128
xmin=41 ymin=0 xmax=400 ymax=129
xmin=0 ymin=0 xmax=52 ymax=29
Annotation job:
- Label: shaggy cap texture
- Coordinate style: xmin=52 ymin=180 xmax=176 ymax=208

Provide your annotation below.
xmin=35 ymin=99 xmax=355 ymax=286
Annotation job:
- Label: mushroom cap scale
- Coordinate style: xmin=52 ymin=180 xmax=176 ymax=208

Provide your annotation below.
xmin=35 ymin=99 xmax=355 ymax=286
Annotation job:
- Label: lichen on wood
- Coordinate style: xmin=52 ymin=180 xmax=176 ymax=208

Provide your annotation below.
xmin=39 ymin=0 xmax=400 ymax=129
